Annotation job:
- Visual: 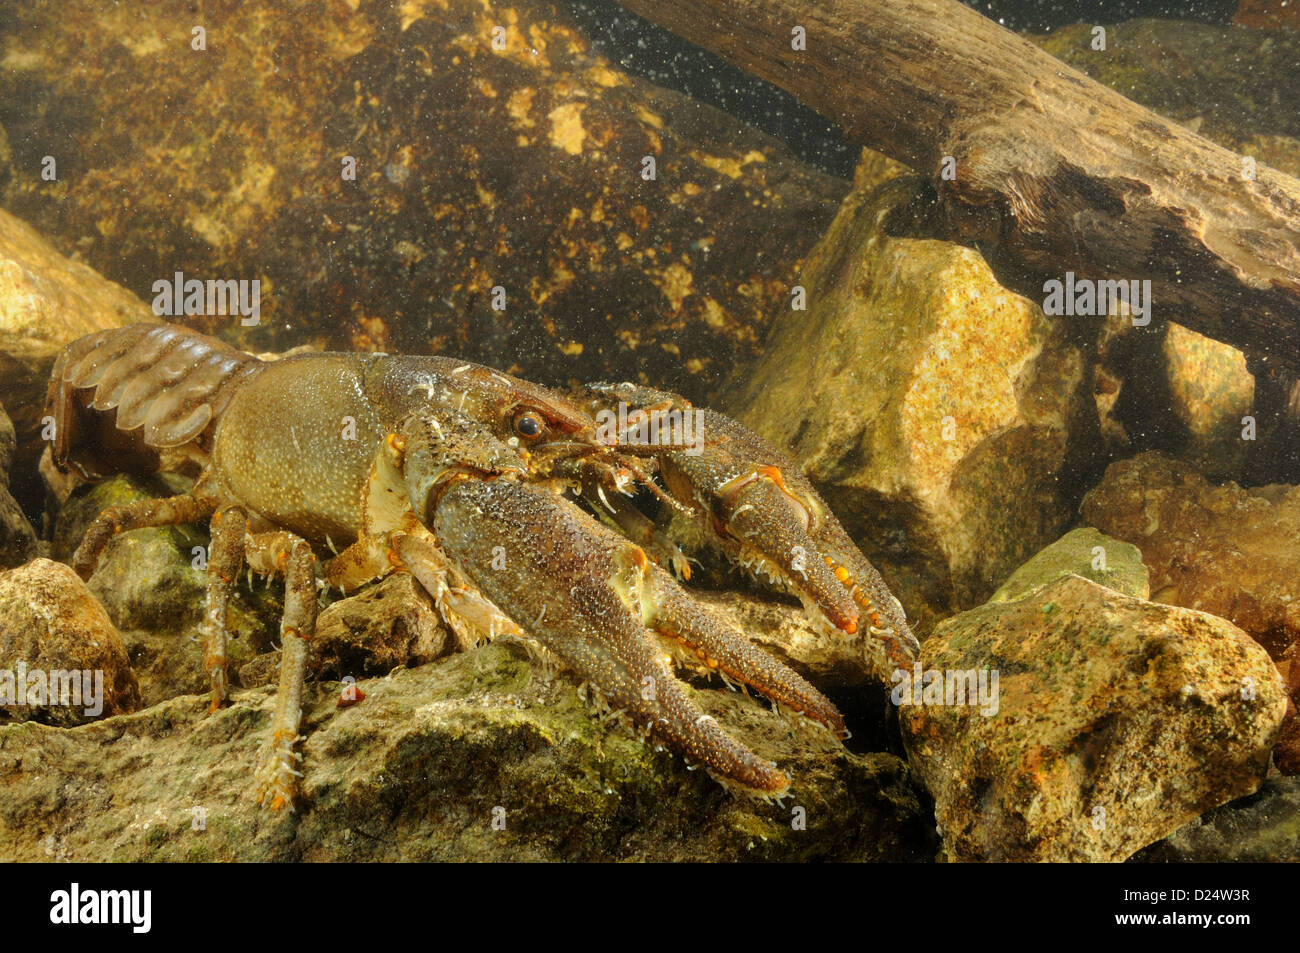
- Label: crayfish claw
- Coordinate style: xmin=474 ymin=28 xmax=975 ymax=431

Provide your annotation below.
xmin=644 ymin=407 xmax=919 ymax=678
xmin=426 ymin=477 xmax=820 ymax=795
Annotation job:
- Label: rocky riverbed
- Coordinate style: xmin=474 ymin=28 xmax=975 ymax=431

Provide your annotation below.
xmin=1 ymin=3 xmax=1298 ymax=862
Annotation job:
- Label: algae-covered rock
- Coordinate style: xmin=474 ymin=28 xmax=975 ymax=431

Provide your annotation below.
xmin=989 ymin=527 xmax=1148 ymax=603
xmin=0 ymin=558 xmax=140 ymax=726
xmin=723 ymin=179 xmax=1099 ymax=626
xmin=0 ymin=641 xmax=934 ymax=862
xmin=900 ymin=574 xmax=1286 ymax=862
xmin=52 ymin=474 xmax=285 ymax=704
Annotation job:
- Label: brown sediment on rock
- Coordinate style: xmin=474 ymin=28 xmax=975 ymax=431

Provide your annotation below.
xmin=1081 ymin=451 xmax=1300 ymax=773
xmin=0 ymin=0 xmax=845 ymax=402
xmin=1081 ymin=451 xmax=1300 ymax=658
xmin=1233 ymin=0 xmax=1300 ymax=30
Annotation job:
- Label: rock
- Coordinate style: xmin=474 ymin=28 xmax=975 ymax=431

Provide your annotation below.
xmin=0 ymin=208 xmax=146 ymax=370
xmin=989 ymin=527 xmax=1148 ymax=603
xmin=0 ymin=403 xmax=37 ymax=568
xmin=1160 ymin=324 xmax=1255 ymax=482
xmin=0 ymin=641 xmax=935 ymax=861
xmin=900 ymin=573 xmax=1286 ymax=862
xmin=1091 ymin=317 xmax=1256 ymax=484
xmin=240 ymin=572 xmax=455 ymax=690
xmin=1080 ymin=452 xmax=1300 ymax=659
xmin=0 ymin=558 xmax=140 ymax=726
xmin=0 ymin=402 xmax=14 ymax=475
xmin=0 ymin=0 xmax=846 ymax=402
xmin=0 ymin=207 xmax=148 ymax=510
xmin=0 ymin=485 xmax=35 ymax=569
xmin=52 ymin=474 xmax=284 ymax=705
xmin=1134 ymin=775 xmax=1300 ymax=863
xmin=1275 ymin=690 xmax=1300 ymax=773
xmin=722 ymin=178 xmax=1099 ymax=627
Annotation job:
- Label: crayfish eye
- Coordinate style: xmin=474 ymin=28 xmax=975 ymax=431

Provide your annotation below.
xmin=513 ymin=411 xmax=543 ymax=438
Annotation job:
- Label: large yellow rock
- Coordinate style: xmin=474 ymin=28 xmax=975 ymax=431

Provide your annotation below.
xmin=724 ymin=180 xmax=1096 ymax=627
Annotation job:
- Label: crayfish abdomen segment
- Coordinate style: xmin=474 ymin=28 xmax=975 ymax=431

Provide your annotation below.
xmin=48 ymin=321 xmax=262 ymax=479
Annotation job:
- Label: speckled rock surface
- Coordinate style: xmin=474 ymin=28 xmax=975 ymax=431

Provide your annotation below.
xmin=0 ymin=0 xmax=846 ymax=402
xmin=0 ymin=558 xmax=140 ymax=726
xmin=722 ymin=179 xmax=1099 ymax=628
xmin=988 ymin=527 xmax=1148 ymax=603
xmin=1160 ymin=324 xmax=1255 ymax=481
xmin=0 ymin=208 xmax=145 ymax=370
xmin=1081 ymin=452 xmax=1300 ymax=658
xmin=1134 ymin=775 xmax=1300 ymax=863
xmin=0 ymin=641 xmax=934 ymax=862
xmin=900 ymin=574 xmax=1286 ymax=862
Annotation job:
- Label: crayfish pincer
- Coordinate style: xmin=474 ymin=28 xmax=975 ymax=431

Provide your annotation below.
xmin=45 ymin=322 xmax=915 ymax=808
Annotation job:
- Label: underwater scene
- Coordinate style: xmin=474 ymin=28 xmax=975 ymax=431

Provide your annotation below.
xmin=0 ymin=0 xmax=1297 ymax=876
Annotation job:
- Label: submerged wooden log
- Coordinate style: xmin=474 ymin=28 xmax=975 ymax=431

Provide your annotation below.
xmin=612 ymin=0 xmax=1300 ymax=369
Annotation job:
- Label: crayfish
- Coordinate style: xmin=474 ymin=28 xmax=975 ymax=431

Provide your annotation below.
xmin=46 ymin=322 xmax=916 ymax=808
